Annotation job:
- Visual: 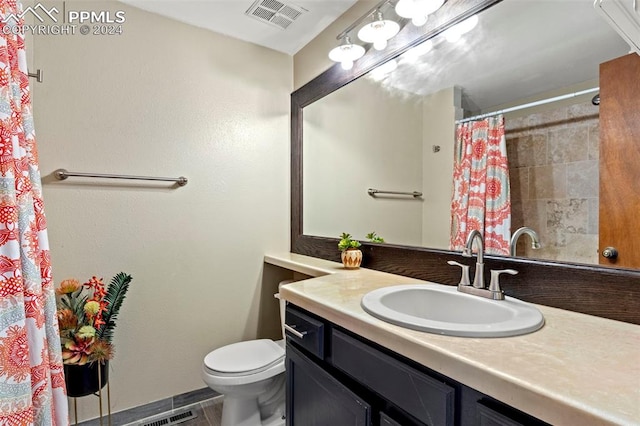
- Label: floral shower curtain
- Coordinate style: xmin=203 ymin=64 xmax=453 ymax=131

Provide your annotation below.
xmin=450 ymin=115 xmax=511 ymax=255
xmin=0 ymin=1 xmax=69 ymax=424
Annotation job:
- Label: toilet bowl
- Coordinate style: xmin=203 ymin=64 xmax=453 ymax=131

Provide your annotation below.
xmin=202 ymin=281 xmax=292 ymax=426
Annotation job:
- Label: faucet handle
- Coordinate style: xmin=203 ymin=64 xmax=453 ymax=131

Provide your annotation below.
xmin=489 ymin=269 xmax=518 ymax=293
xmin=447 ymin=260 xmax=471 ymax=286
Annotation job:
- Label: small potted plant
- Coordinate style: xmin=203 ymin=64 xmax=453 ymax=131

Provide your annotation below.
xmin=56 ymin=272 xmax=132 ymax=397
xmin=338 ymin=232 xmax=362 ymax=269
xmin=366 ymin=232 xmax=385 ymax=243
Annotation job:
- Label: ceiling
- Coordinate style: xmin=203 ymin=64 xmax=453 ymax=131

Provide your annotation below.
xmin=119 ymin=0 xmax=633 ymax=109
xmin=119 ymin=0 xmax=357 ymax=55
xmin=372 ymin=0 xmax=631 ymax=111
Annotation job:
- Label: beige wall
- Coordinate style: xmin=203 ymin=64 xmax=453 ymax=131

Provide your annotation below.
xmin=303 ymin=77 xmax=424 ymax=246
xmin=421 ymin=88 xmax=461 ymax=248
xmin=302 ymin=79 xmax=463 ymax=249
xmin=32 ymin=1 xmax=291 ymax=421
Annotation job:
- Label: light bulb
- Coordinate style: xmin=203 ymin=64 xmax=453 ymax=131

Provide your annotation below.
xmin=370 ymin=59 xmax=398 ymax=81
xmin=445 ymin=29 xmax=462 ymax=43
xmin=395 ymin=0 xmax=415 ymax=18
xmin=401 ymin=39 xmax=433 ymax=63
xmin=414 ymin=0 xmax=446 ymax=16
xmin=328 ymin=36 xmax=365 ymax=68
xmin=459 ymin=15 xmax=479 ymax=33
xmin=341 ymin=60 xmax=354 ymax=70
xmin=357 ymin=10 xmax=400 ymax=46
xmin=444 ymin=15 xmax=479 ymax=42
xmin=373 ymin=39 xmax=387 ymax=50
xmin=412 ymin=14 xmax=428 ymax=26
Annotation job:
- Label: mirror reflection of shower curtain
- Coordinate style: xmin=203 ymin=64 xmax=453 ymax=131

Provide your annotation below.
xmin=450 ymin=115 xmax=511 ymax=255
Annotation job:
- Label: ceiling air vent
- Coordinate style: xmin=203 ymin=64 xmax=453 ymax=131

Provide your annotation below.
xmin=246 ymin=0 xmax=307 ymax=30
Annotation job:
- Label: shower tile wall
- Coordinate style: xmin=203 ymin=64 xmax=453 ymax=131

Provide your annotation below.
xmin=506 ymin=100 xmax=599 ymax=264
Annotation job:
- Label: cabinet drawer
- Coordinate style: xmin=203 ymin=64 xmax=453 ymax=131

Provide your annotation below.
xmin=476 ymin=400 xmax=550 ymax=426
xmin=331 ymin=329 xmax=455 ymax=426
xmin=284 ymin=306 xmax=325 ymax=359
xmin=380 ymin=412 xmax=402 ymax=426
xmin=477 ymin=403 xmax=523 ymax=426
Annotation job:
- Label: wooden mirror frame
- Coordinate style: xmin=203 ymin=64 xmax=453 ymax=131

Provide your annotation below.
xmin=291 ymin=0 xmax=640 ymax=324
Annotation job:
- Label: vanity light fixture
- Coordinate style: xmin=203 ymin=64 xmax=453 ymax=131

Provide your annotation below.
xmin=330 ymin=0 xmax=429 ymax=71
xmin=357 ymin=10 xmax=400 ymax=51
xmin=328 ymin=0 xmax=447 ymax=70
xmin=328 ymin=36 xmax=366 ymax=70
xmin=395 ymin=0 xmax=446 ymax=27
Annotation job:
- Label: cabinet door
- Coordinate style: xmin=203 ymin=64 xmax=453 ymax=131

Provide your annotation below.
xmin=286 ymin=344 xmax=371 ymax=426
xmin=331 ymin=329 xmax=455 ymax=426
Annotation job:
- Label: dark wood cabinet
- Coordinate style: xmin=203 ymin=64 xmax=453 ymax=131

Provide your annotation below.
xmin=286 ymin=344 xmax=371 ymax=426
xmin=331 ymin=329 xmax=455 ymax=426
xmin=285 ymin=304 xmax=549 ymax=426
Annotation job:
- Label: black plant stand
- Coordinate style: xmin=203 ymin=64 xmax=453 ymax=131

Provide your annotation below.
xmin=65 ymin=362 xmax=112 ymax=426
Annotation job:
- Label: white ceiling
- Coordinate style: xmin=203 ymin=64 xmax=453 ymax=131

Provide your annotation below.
xmin=373 ymin=0 xmax=631 ymax=111
xmin=119 ymin=0 xmax=632 ymax=109
xmin=119 ymin=0 xmax=357 ymax=55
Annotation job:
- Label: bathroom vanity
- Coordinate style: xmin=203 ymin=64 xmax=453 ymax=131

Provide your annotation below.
xmin=267 ymin=253 xmax=640 ymax=426
xmin=285 ymin=303 xmax=548 ymax=425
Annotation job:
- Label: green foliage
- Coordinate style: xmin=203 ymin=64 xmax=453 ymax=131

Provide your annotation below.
xmin=97 ymin=272 xmax=133 ymax=344
xmin=60 ymin=289 xmax=88 ymax=324
xmin=366 ymin=232 xmax=385 ymax=243
xmin=338 ymin=232 xmax=362 ymax=251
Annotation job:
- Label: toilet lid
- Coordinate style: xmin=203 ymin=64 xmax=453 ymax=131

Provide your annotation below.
xmin=204 ymin=339 xmax=285 ymax=374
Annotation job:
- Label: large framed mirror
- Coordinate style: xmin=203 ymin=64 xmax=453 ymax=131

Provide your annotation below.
xmin=291 ymin=0 xmax=640 ymax=324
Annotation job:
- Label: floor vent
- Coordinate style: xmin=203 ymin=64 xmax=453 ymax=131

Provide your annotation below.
xmin=245 ymin=0 xmax=307 ymax=30
xmin=140 ymin=409 xmax=196 ymax=426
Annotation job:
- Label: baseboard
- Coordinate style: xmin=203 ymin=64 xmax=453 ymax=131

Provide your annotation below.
xmin=76 ymin=387 xmax=220 ymax=426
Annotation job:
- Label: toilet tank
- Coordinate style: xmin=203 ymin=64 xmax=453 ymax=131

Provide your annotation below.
xmin=276 ymin=280 xmax=294 ymax=339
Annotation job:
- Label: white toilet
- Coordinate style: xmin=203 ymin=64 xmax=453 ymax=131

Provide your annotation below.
xmin=202 ymin=281 xmax=291 ymax=426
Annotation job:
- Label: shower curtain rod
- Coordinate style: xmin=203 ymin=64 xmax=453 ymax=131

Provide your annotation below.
xmin=456 ymin=87 xmax=599 ymax=124
xmin=53 ymin=169 xmax=188 ymax=186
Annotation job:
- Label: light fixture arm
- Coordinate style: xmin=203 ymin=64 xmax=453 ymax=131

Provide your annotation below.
xmin=336 ymin=0 xmax=397 ymax=40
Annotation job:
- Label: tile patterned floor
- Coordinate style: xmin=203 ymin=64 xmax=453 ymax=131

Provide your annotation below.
xmin=76 ymin=388 xmax=220 ymax=426
xmin=123 ymin=398 xmax=223 ymax=426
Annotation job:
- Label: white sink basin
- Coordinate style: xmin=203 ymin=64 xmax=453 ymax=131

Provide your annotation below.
xmin=361 ymin=284 xmax=544 ymax=337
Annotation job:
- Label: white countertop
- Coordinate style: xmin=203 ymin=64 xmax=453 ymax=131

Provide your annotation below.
xmin=266 ymin=253 xmax=640 ymax=426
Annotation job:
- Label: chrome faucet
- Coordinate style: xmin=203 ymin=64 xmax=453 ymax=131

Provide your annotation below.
xmin=448 ymin=230 xmax=518 ymax=300
xmin=463 ymin=230 xmax=485 ymax=289
xmin=509 ymin=227 xmax=541 ymax=256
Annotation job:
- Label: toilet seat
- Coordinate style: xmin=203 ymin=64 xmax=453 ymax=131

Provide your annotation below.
xmin=203 ymin=339 xmax=285 ymax=386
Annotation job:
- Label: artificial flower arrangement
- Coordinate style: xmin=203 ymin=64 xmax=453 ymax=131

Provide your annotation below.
xmin=56 ymin=273 xmax=132 ymax=365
